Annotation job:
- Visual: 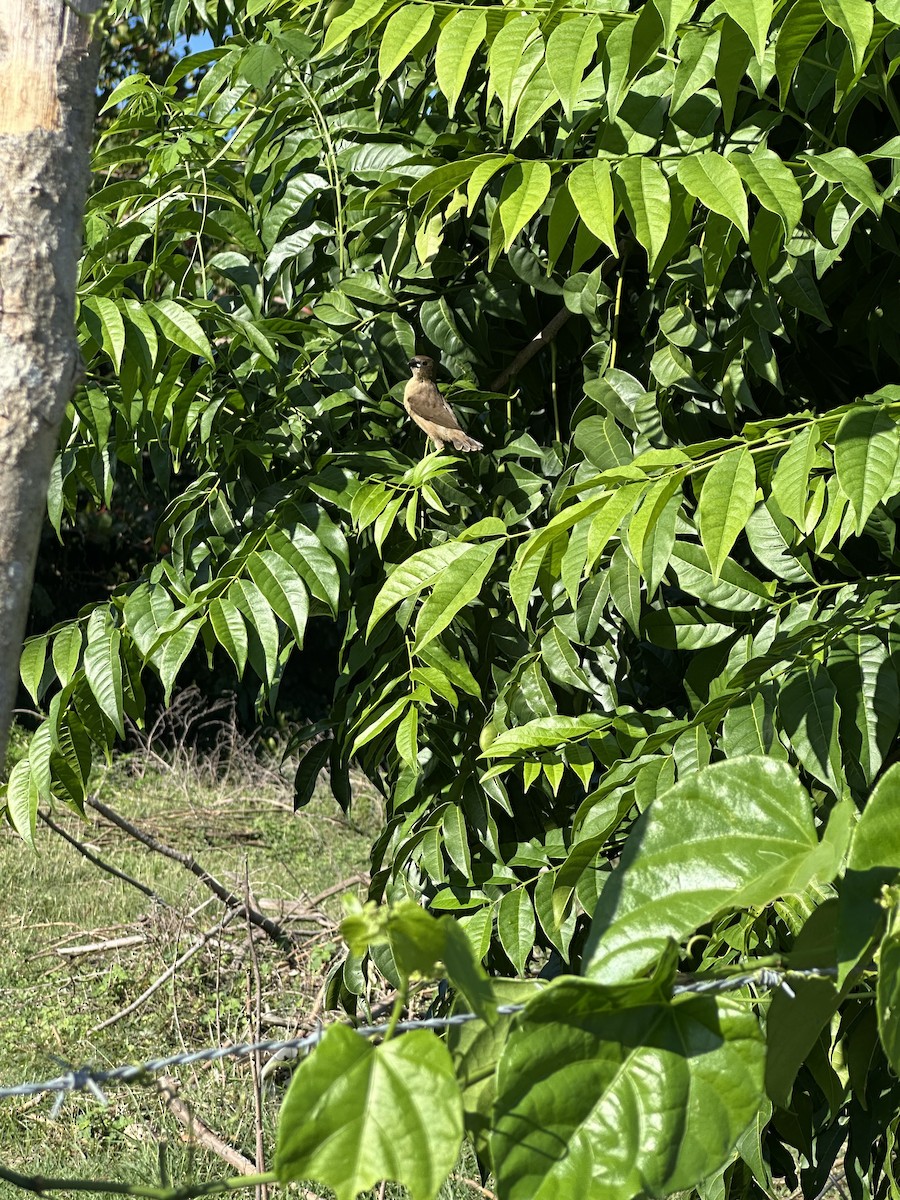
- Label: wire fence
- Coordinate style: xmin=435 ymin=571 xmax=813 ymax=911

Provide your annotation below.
xmin=0 ymin=965 xmax=838 ymax=1112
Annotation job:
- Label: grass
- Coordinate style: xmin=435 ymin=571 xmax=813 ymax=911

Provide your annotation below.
xmin=0 ymin=708 xmax=408 ymax=1199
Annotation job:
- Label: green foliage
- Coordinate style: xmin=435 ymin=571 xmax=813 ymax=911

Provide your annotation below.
xmin=12 ymin=0 xmax=900 ymax=1194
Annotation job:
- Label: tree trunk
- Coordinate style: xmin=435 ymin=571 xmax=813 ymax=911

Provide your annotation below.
xmin=0 ymin=0 xmax=101 ymax=766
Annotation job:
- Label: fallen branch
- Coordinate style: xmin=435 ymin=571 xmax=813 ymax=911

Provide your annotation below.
xmin=157 ymin=1076 xmax=257 ymax=1176
xmin=490 ymin=305 xmax=571 ymax=392
xmin=39 ymin=809 xmax=171 ymax=908
xmin=85 ymin=796 xmax=292 ymax=950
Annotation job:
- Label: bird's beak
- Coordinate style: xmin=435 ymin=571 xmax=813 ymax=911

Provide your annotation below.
xmin=408 ymin=359 xmax=418 ymax=369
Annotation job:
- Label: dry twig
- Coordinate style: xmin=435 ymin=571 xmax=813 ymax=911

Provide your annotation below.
xmin=56 ymin=935 xmax=146 ymax=957
xmin=490 ymin=306 xmax=572 ymax=391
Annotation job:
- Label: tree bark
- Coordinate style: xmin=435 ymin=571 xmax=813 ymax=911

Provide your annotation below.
xmin=0 ymin=0 xmax=101 ymax=767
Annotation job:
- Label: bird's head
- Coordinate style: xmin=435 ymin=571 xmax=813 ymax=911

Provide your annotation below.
xmin=408 ymin=355 xmax=436 ymax=380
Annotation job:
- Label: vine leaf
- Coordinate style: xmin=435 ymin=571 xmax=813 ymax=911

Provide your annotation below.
xmin=582 ymin=757 xmax=837 ymax=984
xmin=493 ymin=979 xmax=765 ymax=1200
xmin=275 ymin=1025 xmax=464 ymax=1200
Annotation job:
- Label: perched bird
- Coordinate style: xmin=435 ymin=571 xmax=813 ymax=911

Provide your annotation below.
xmin=403 ymin=356 xmax=483 ymax=452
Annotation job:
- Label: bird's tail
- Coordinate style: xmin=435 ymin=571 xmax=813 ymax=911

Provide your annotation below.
xmin=448 ymin=432 xmax=483 ymax=452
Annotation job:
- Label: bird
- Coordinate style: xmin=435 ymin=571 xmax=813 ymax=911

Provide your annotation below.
xmin=403 ymin=356 xmax=483 ymax=453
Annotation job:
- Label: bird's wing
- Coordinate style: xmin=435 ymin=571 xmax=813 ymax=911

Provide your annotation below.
xmin=404 ymin=381 xmax=464 ymax=430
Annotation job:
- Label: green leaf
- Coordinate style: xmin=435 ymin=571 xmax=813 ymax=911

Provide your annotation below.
xmin=5 ymin=758 xmax=38 ymax=848
xmin=696 ymin=447 xmax=757 ymax=581
xmin=498 ymin=889 xmax=535 ymax=975
xmin=608 ymin=543 xmax=642 ymax=635
xmin=275 ymin=1025 xmax=463 ymax=1200
xmin=627 ymin=476 xmax=683 ymax=597
xmin=395 ymin=705 xmax=419 ymax=768
xmin=368 ymin=542 xmax=472 ymax=636
xmin=745 ymin=497 xmax=816 ymax=583
xmin=831 ymin=633 xmax=899 ymax=793
xmin=52 ymin=624 xmax=83 ymax=689
xmin=480 ymin=714 xmax=610 ymax=758
xmin=488 ymin=15 xmax=543 ymax=136
xmin=466 ymin=155 xmax=513 ymax=213
xmin=671 ymin=26 xmax=720 ymax=111
xmin=413 ymin=541 xmax=500 ymax=653
xmin=81 ymin=296 xmax=126 ymax=371
xmin=654 ymin=0 xmax=697 ymax=49
xmin=154 ymin=619 xmax=201 ymax=704
xmin=545 ymin=16 xmax=601 ymax=119
xmin=208 ymin=597 xmax=248 ymax=677
xmin=775 ymin=0 xmax=824 ymax=102
xmin=803 ymin=148 xmax=883 ymax=215
xmin=731 ymin=148 xmax=803 ymax=237
xmin=147 ymin=299 xmax=213 ymax=362
xmin=498 ymin=161 xmax=552 ymax=253
xmin=493 ymin=980 xmax=765 ymax=1200
xmin=670 ymin=541 xmax=774 ymax=610
xmin=435 ymin=9 xmax=487 ymax=116
xmin=720 ymin=0 xmax=773 ymax=63
xmin=583 ymin=757 xmax=825 ymax=983
xmin=19 ymin=635 xmax=48 ymax=704
xmin=349 ymin=696 xmax=410 ymax=757
xmin=239 ymin=43 xmax=283 ymax=90
xmin=268 ymin=526 xmax=342 ymax=614
xmin=833 ymin=407 xmax=900 ymax=535
xmin=878 ymin=905 xmax=900 ymax=1075
xmin=837 ymin=765 xmax=900 ymax=982
xmin=721 ymin=688 xmax=787 ymax=759
xmin=83 ymin=620 xmax=125 ymax=737
xmin=771 ymin=424 xmax=819 ymax=528
xmin=820 ymin=0 xmax=874 ymax=74
xmin=777 ymin=664 xmax=843 ymax=793
xmin=511 ymin=66 xmax=558 ymax=147
xmin=567 ymin=160 xmax=617 ymax=256
xmin=294 ymin=737 xmax=332 ymax=810
xmin=442 ymin=804 xmax=471 ymax=877
xmin=124 ymin=584 xmax=175 ymax=659
xmin=378 ymin=5 xmax=434 ymax=81
xmin=246 ymin=550 xmax=310 ymax=646
xmin=615 ymin=157 xmax=671 ymax=268
xmin=717 ymin=16 xmax=753 ymax=128
xmin=322 ymin=0 xmax=386 ymax=53
xmin=642 ymin=606 xmax=736 ymax=650
xmin=228 ymin=579 xmax=279 ymax=686
xmin=765 ymin=902 xmax=841 ymax=1107
xmin=677 ymin=152 xmax=749 ymax=242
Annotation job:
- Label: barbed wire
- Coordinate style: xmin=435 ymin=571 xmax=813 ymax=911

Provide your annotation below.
xmin=0 ymin=965 xmax=838 ymax=1112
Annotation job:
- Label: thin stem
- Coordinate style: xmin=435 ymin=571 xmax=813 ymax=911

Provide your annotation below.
xmin=383 ymin=980 xmax=409 ymax=1041
xmin=0 ymin=1162 xmax=277 ymax=1200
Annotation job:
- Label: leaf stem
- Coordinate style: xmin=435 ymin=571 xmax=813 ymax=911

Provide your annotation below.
xmin=384 ymin=979 xmax=409 ymax=1041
